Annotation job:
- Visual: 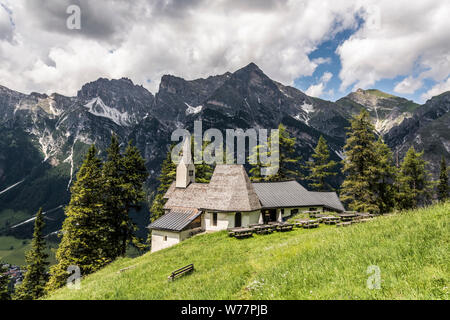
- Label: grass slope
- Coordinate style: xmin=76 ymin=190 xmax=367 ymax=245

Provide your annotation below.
xmin=47 ymin=203 xmax=449 ymax=300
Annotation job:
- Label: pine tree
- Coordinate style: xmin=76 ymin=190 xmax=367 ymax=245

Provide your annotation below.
xmin=119 ymin=141 xmax=149 ymax=255
xmin=340 ymin=110 xmax=379 ymax=213
xmin=437 ymin=156 xmax=449 ymax=202
xmin=14 ymin=208 xmax=49 ymax=300
xmin=306 ymin=135 xmax=337 ymax=191
xmin=102 ymin=134 xmax=125 ymax=259
xmin=372 ymin=137 xmax=397 ymax=214
xmin=46 ymin=145 xmax=111 ymax=292
xmin=396 ymin=146 xmax=432 ymax=210
xmin=250 ymin=124 xmax=300 ymax=182
xmin=0 ymin=264 xmax=11 ymax=300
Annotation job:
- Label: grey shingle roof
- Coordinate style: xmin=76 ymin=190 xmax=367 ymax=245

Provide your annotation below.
xmin=148 ymin=208 xmax=202 ymax=231
xmin=252 ymin=180 xmax=344 ymax=212
xmin=310 ymin=191 xmax=346 ymax=212
xmin=203 ymin=165 xmax=262 ymax=212
xmin=164 ymin=165 xmax=261 ymax=212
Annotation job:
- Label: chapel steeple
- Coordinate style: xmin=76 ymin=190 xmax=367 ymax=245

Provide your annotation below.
xmin=176 ymin=138 xmax=195 ymax=188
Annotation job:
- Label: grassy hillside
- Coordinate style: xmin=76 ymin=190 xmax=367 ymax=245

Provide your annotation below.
xmin=47 ymin=203 xmax=449 ymax=300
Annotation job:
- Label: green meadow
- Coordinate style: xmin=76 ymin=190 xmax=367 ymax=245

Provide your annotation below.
xmin=47 ymin=202 xmax=449 ymax=300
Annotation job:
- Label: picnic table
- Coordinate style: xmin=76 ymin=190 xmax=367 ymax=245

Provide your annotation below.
xmin=336 ymin=222 xmax=352 ymax=227
xmin=276 ymin=223 xmax=294 ymax=232
xmin=339 ymin=213 xmax=357 ymax=222
xmin=322 ymin=216 xmax=340 ymax=225
xmin=228 ymin=227 xmax=253 ymax=239
xmin=251 ymin=224 xmax=273 ymax=235
xmin=300 ymin=219 xmax=319 ymax=229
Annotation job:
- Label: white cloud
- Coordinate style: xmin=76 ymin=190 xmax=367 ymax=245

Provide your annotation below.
xmin=421 ymin=77 xmax=450 ymax=101
xmin=337 ymin=0 xmax=450 ymax=93
xmin=0 ymin=0 xmax=448 ymax=99
xmin=0 ymin=0 xmax=359 ymax=95
xmin=394 ymin=76 xmax=423 ymax=94
xmin=305 ymin=71 xmax=333 ymax=97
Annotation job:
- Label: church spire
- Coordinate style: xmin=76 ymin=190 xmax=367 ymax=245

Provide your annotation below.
xmin=176 ymin=138 xmax=195 ymax=188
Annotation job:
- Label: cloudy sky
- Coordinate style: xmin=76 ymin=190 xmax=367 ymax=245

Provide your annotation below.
xmin=0 ymin=0 xmax=449 ymax=103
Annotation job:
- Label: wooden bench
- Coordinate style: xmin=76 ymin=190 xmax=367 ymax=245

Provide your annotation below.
xmin=336 ymin=222 xmax=352 ymax=227
xmin=302 ymin=220 xmax=319 ymax=229
xmin=323 ymin=216 xmax=340 ymax=225
xmin=232 ymin=228 xmax=253 ymax=239
xmin=276 ymin=223 xmax=294 ymax=232
xmin=168 ymin=264 xmax=194 ymax=281
xmin=252 ymin=225 xmax=273 ymax=235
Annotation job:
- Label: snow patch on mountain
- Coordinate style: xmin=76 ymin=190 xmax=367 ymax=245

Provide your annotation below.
xmin=84 ymin=97 xmax=131 ymax=126
xmin=301 ymin=103 xmax=315 ymax=114
xmin=185 ymin=102 xmax=203 ymax=115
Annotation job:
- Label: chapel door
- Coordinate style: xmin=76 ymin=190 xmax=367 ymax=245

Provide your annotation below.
xmin=235 ymin=212 xmax=242 ymax=227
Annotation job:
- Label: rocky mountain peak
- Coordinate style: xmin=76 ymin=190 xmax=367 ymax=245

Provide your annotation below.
xmin=76 ymin=77 xmax=154 ymax=117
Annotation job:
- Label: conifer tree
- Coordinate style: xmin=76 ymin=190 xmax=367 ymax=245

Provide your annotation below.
xmin=372 ymin=137 xmax=397 ymax=214
xmin=0 ymin=264 xmax=11 ymax=300
xmin=46 ymin=145 xmax=110 ymax=292
xmin=119 ymin=141 xmax=149 ymax=255
xmin=14 ymin=208 xmax=49 ymax=300
xmin=250 ymin=124 xmax=300 ymax=182
xmin=306 ymin=135 xmax=337 ymax=191
xmin=396 ymin=146 xmax=432 ymax=210
xmin=340 ymin=110 xmax=379 ymax=213
xmin=150 ymin=150 xmax=177 ymax=224
xmin=102 ymin=135 xmax=125 ymax=259
xmin=437 ymin=156 xmax=449 ymax=202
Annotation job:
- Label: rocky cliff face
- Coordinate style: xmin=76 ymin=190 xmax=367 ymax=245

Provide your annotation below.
xmin=336 ymin=88 xmax=420 ymax=134
xmin=0 ymin=63 xmax=448 ymax=237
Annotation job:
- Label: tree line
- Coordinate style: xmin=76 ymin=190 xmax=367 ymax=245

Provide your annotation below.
xmin=0 ymin=136 xmax=148 ymax=300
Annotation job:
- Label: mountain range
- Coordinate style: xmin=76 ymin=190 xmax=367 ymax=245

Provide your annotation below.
xmin=0 ymin=62 xmax=449 ymax=238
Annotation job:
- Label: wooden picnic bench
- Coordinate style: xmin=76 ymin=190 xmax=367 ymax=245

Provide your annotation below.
xmin=339 ymin=213 xmax=357 ymax=222
xmin=323 ymin=216 xmax=340 ymax=225
xmin=251 ymin=224 xmax=273 ymax=235
xmin=231 ymin=228 xmax=253 ymax=239
xmin=168 ymin=264 xmax=194 ymax=281
xmin=302 ymin=219 xmax=319 ymax=229
xmin=336 ymin=222 xmax=352 ymax=227
xmin=276 ymin=223 xmax=294 ymax=232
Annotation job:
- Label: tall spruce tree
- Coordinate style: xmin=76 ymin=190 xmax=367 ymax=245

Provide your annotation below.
xmin=14 ymin=208 xmax=49 ymax=300
xmin=250 ymin=124 xmax=300 ymax=182
xmin=372 ymin=137 xmax=397 ymax=214
xmin=103 ymin=136 xmax=149 ymax=257
xmin=0 ymin=265 xmax=11 ymax=300
xmin=46 ymin=145 xmax=111 ymax=292
xmin=340 ymin=110 xmax=379 ymax=213
xmin=102 ymin=135 xmax=125 ymax=259
xmin=306 ymin=135 xmax=337 ymax=191
xmin=396 ymin=146 xmax=432 ymax=210
xmin=119 ymin=141 xmax=149 ymax=254
xmin=437 ymin=156 xmax=449 ymax=202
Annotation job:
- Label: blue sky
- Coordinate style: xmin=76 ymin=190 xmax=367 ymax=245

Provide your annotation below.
xmin=294 ymin=26 xmax=441 ymax=104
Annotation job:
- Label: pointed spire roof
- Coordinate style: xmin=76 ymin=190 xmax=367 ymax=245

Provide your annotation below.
xmin=179 ymin=137 xmax=192 ymax=165
xmin=202 ymin=164 xmax=262 ymax=212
